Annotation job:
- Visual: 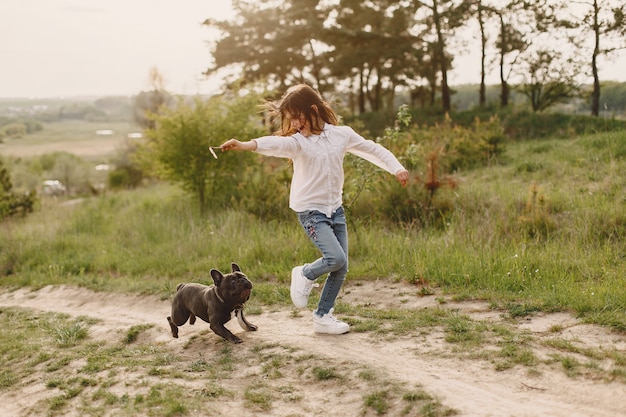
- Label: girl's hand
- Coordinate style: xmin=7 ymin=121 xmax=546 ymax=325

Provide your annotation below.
xmin=396 ymin=169 xmax=409 ymax=187
xmin=219 ymin=139 xmax=257 ymax=151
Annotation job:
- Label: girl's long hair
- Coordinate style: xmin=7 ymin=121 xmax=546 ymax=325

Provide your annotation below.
xmin=266 ymin=84 xmax=338 ymax=136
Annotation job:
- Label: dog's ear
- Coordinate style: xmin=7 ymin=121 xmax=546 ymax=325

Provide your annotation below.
xmin=231 ymin=263 xmax=241 ymax=273
xmin=210 ymin=269 xmax=224 ymax=285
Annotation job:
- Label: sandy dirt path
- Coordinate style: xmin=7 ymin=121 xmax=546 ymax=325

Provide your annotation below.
xmin=1 ymin=285 xmax=625 ymax=417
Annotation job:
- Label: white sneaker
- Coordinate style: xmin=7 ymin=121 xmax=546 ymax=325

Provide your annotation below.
xmin=313 ymin=309 xmax=350 ymax=334
xmin=290 ymin=266 xmax=318 ymax=308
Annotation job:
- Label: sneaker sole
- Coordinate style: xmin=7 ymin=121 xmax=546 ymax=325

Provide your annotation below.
xmin=313 ymin=326 xmax=350 ymax=335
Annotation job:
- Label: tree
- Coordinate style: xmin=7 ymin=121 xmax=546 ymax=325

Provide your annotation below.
xmin=488 ymin=0 xmax=568 ymax=109
xmin=412 ymin=0 xmax=472 ymax=113
xmin=324 ymin=0 xmax=423 ymax=113
xmin=476 ymin=0 xmax=489 ymax=107
xmin=205 ymin=0 xmax=327 ymax=91
xmin=556 ymin=0 xmax=626 ymax=116
xmin=495 ymin=10 xmax=524 ymax=107
xmin=466 ymin=0 xmax=508 ymax=107
xmin=141 ymin=93 xmax=265 ymax=215
xmin=515 ymin=50 xmax=581 ymax=112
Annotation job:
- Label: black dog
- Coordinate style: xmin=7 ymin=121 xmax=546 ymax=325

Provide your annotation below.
xmin=167 ymin=263 xmax=257 ymax=343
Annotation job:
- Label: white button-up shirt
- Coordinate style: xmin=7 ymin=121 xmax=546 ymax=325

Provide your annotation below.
xmin=253 ymin=123 xmax=406 ymax=217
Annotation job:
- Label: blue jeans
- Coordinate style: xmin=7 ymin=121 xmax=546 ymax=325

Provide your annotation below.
xmin=297 ymin=206 xmax=348 ymax=317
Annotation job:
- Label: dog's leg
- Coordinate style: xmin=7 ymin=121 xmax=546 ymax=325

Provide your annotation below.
xmin=235 ymin=309 xmax=258 ymax=332
xmin=189 ymin=313 xmax=196 ymax=325
xmin=210 ymin=322 xmax=243 ymax=344
xmin=167 ymin=316 xmax=179 ymax=338
xmin=169 ymin=301 xmax=190 ymax=338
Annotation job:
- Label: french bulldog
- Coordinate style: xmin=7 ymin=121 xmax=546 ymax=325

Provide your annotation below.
xmin=167 ymin=263 xmax=257 ymax=343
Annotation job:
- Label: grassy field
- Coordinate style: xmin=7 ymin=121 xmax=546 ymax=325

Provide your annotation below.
xmin=1 ymin=127 xmax=625 ymax=331
xmin=1 ymin=121 xmax=625 ymax=416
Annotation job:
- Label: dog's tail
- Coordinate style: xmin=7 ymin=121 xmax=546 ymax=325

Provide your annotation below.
xmin=175 ymin=283 xmax=185 ymax=292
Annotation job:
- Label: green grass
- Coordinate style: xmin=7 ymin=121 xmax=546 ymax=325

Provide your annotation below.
xmin=2 ymin=137 xmax=625 ymax=327
xmin=2 ymin=118 xmax=626 ymax=416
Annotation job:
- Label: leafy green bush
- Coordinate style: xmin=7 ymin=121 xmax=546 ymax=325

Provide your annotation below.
xmin=140 ymin=94 xmax=265 ymax=215
xmin=0 ymin=159 xmax=36 ymax=221
xmin=108 ymin=166 xmax=143 ymax=189
xmin=347 ymin=108 xmax=505 ymax=224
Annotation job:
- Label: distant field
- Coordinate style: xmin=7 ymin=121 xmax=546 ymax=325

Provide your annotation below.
xmin=0 ymin=120 xmax=141 ymax=160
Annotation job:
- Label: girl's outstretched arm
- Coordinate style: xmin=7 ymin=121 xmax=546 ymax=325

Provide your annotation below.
xmin=220 ymin=138 xmax=258 ymax=152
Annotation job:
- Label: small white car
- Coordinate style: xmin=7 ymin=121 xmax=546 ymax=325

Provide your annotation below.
xmin=42 ymin=180 xmax=66 ymax=196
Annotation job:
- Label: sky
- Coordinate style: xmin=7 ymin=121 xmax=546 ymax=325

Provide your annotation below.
xmin=0 ymin=0 xmax=234 ymax=98
xmin=1 ymin=0 xmax=624 ymax=99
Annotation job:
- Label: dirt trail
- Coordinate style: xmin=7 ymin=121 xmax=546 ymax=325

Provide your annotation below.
xmin=1 ymin=285 xmax=625 ymax=417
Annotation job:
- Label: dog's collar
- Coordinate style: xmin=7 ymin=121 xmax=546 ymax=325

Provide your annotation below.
xmin=212 ymin=286 xmax=225 ymax=303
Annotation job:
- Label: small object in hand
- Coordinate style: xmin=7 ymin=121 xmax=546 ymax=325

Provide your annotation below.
xmin=209 ymin=146 xmax=219 ymax=159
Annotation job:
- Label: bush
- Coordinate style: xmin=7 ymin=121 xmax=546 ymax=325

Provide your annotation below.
xmin=108 ymin=166 xmax=143 ymax=189
xmin=141 ymin=93 xmax=266 ymax=215
xmin=1 ymin=123 xmax=27 ymax=139
xmin=0 ymin=159 xmax=36 ymax=221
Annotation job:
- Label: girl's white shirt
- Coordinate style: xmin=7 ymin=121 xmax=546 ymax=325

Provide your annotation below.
xmin=253 ymin=123 xmax=406 ymax=217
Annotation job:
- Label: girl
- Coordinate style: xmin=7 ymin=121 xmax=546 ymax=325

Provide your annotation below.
xmin=220 ymin=84 xmax=409 ymax=334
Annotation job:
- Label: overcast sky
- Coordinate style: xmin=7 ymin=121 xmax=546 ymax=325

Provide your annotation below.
xmin=1 ymin=0 xmax=624 ymax=99
xmin=0 ymin=0 xmax=233 ymax=98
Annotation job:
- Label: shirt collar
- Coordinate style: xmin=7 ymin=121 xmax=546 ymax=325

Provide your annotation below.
xmin=295 ymin=123 xmax=332 ymax=141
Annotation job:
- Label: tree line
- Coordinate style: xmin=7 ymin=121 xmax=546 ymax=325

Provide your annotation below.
xmin=204 ymin=0 xmax=625 ymax=116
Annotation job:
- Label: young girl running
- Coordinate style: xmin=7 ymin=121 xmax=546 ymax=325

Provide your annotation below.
xmin=220 ymin=84 xmax=409 ymax=334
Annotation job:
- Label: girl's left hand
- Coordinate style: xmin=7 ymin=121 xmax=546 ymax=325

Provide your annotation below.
xmin=396 ymin=170 xmax=409 ymax=187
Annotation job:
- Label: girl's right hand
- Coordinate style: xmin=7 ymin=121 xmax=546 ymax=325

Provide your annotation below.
xmin=219 ymin=139 xmax=257 ymax=151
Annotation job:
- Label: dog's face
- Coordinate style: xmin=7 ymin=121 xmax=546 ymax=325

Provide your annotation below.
xmin=210 ymin=263 xmax=252 ymax=305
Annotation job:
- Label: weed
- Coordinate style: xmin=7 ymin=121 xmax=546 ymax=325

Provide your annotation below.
xmin=559 ymin=355 xmax=581 ymax=378
xmin=312 ymin=366 xmax=341 ymax=381
xmin=444 ymin=313 xmax=482 ymax=345
xmin=517 ymin=182 xmax=555 ymax=239
xmin=188 ymin=355 xmax=211 ymax=373
xmin=0 ymin=370 xmax=17 ymax=388
xmin=49 ymin=320 xmax=89 ymax=347
xmin=200 ymin=383 xmax=232 ymax=399
xmin=495 ymin=343 xmax=537 ymax=370
xmin=125 ymin=324 xmax=154 ymax=344
xmin=358 ymin=369 xmax=378 ymax=381
xmin=261 ymin=355 xmax=285 ymax=379
xmin=244 ymin=385 xmax=273 ymax=411
xmin=364 ymin=390 xmax=390 ymax=415
xmin=549 ymin=324 xmax=564 ymax=333
xmin=404 ymin=390 xmax=432 ymax=402
xmin=506 ymin=302 xmax=542 ymax=319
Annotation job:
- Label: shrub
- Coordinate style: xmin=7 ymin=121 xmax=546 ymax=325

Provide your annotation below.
xmin=0 ymin=159 xmax=36 ymax=221
xmin=108 ymin=166 xmax=143 ymax=189
xmin=348 ymin=109 xmax=504 ymax=224
xmin=140 ymin=93 xmax=265 ymax=215
xmin=1 ymin=123 xmax=27 ymax=139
